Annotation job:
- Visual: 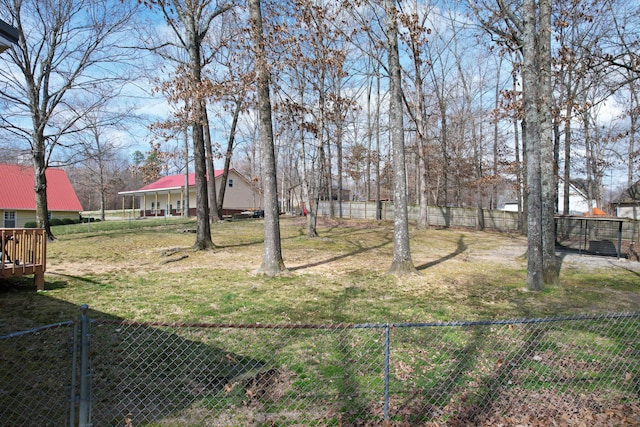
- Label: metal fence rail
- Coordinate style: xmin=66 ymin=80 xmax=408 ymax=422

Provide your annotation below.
xmin=1 ymin=311 xmax=639 ymax=426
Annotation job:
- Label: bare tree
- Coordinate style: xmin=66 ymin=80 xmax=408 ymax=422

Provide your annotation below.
xmin=538 ymin=0 xmax=558 ymax=286
xmin=471 ymin=0 xmax=556 ymax=289
xmin=0 ymin=0 xmax=138 ymax=239
xmin=72 ymin=104 xmax=133 ymax=221
xmin=149 ymin=0 xmax=232 ymax=249
xmin=398 ymin=0 xmax=433 ymax=229
xmin=385 ymin=0 xmax=418 ymax=276
xmin=598 ymin=0 xmax=640 ymax=79
xmin=249 ymin=0 xmax=287 ymax=275
xmin=624 ymin=78 xmax=640 ymax=186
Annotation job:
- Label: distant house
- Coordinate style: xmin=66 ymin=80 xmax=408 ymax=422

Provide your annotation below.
xmin=0 ymin=19 xmax=19 ymax=54
xmin=501 ymin=177 xmax=596 ymax=215
xmin=118 ymin=169 xmax=262 ymax=217
xmin=557 ymin=177 xmax=596 ymax=215
xmin=0 ymin=164 xmax=83 ymax=227
xmin=613 ymin=180 xmax=640 ymax=220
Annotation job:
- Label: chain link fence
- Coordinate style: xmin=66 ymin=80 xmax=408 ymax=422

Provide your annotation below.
xmin=2 ymin=310 xmax=639 ymax=426
xmin=0 ymin=320 xmax=76 ymax=426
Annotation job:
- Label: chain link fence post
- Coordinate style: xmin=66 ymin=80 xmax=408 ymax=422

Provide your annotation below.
xmin=79 ymin=304 xmax=93 ymax=427
xmin=383 ymin=323 xmax=391 ymax=423
xmin=69 ymin=319 xmax=79 ymax=427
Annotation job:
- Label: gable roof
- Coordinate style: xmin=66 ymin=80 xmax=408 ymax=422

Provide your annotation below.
xmin=138 ymin=170 xmax=224 ymax=192
xmin=558 ymin=176 xmax=589 ymax=199
xmin=0 ymin=164 xmax=83 ymax=212
xmin=120 ymin=169 xmax=252 ymax=195
xmin=614 ymin=180 xmax=640 ymax=204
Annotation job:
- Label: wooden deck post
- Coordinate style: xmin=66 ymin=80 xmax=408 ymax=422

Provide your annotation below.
xmin=35 ymin=271 xmax=45 ymax=291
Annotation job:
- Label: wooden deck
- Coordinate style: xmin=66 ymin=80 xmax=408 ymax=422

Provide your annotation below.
xmin=0 ymin=228 xmax=47 ymax=290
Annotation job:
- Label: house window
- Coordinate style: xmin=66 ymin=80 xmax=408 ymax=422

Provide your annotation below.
xmin=228 ymin=179 xmax=234 ymax=188
xmin=176 ymin=200 xmax=181 ymax=210
xmin=4 ymin=211 xmax=16 ymax=228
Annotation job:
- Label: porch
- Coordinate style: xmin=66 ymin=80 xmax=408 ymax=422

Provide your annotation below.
xmin=1 ymin=228 xmax=47 ymax=290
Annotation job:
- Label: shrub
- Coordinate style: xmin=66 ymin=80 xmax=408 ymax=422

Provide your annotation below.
xmin=50 ymin=218 xmax=64 ymax=226
xmin=61 ymin=218 xmax=77 ymax=225
xmin=24 ymin=221 xmax=37 ymax=228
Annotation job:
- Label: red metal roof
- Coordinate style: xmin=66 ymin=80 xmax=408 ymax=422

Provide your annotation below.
xmin=0 ymin=164 xmax=83 ymax=211
xmin=137 ymin=170 xmax=226 ymax=192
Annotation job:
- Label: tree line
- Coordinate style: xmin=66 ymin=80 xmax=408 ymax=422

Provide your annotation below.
xmin=0 ymin=0 xmax=638 ymax=288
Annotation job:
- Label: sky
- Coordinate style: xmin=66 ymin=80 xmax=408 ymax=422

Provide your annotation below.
xmin=0 ymin=0 xmax=637 ymax=194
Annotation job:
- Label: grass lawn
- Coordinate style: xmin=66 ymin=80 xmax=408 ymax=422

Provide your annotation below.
xmin=1 ymin=215 xmax=639 ymax=331
xmin=2 ymin=216 xmax=640 ymax=426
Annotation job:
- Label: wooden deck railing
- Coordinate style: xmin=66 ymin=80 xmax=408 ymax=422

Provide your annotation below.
xmin=0 ymin=228 xmax=47 ymax=290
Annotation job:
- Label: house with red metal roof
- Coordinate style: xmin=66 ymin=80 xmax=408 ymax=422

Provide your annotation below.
xmin=0 ymin=164 xmax=83 ymax=228
xmin=118 ymin=169 xmax=262 ymax=217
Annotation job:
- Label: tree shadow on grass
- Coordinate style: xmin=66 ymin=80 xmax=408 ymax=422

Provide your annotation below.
xmin=0 ymin=288 xmax=273 ymax=427
xmin=326 ymin=286 xmax=385 ymax=424
xmin=288 ymin=232 xmax=393 ymax=272
xmin=214 ymin=225 xmax=307 ymax=250
xmin=415 ymin=235 xmax=467 ymax=271
xmin=390 ymin=323 xmax=550 ymax=424
xmin=611 ymin=262 xmax=640 ymax=278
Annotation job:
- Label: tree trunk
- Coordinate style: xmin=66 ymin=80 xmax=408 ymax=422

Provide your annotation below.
xmin=629 ymin=84 xmax=639 ymax=187
xmin=563 ymin=113 xmax=572 ymax=215
xmin=523 ymin=0 xmax=543 ymax=291
xmin=366 ymin=76 xmax=373 ymax=203
xmin=217 ymin=98 xmax=243 ymax=214
xmin=539 ymin=0 xmax=559 ymax=285
xmin=335 ymin=82 xmax=344 ymax=219
xmin=584 ymin=110 xmax=594 ymax=211
xmin=99 ymin=169 xmax=106 ymax=222
xmin=296 ymin=78 xmax=319 ymax=238
xmin=203 ymin=107 xmax=220 ymax=222
xmin=375 ymin=72 xmax=382 ymax=221
xmin=385 ymin=0 xmax=417 ymax=276
xmin=32 ymin=144 xmax=54 ymax=240
xmin=418 ymin=148 xmax=430 ymax=229
xmin=411 ymin=34 xmax=429 ymax=230
xmin=307 ymin=135 xmax=324 ymax=237
xmin=249 ymin=0 xmax=287 ymax=275
xmin=184 ymin=126 xmax=190 ymax=217
xmin=514 ymin=115 xmax=523 ymax=231
xmin=492 ymin=57 xmax=502 ymax=210
xmin=186 ymin=15 xmax=213 ymax=249
xmin=192 ymin=118 xmax=213 ymax=249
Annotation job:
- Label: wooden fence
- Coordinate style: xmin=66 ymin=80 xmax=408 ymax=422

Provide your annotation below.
xmin=318 ymin=201 xmax=522 ymax=232
xmin=318 ymin=201 xmax=640 ymax=248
